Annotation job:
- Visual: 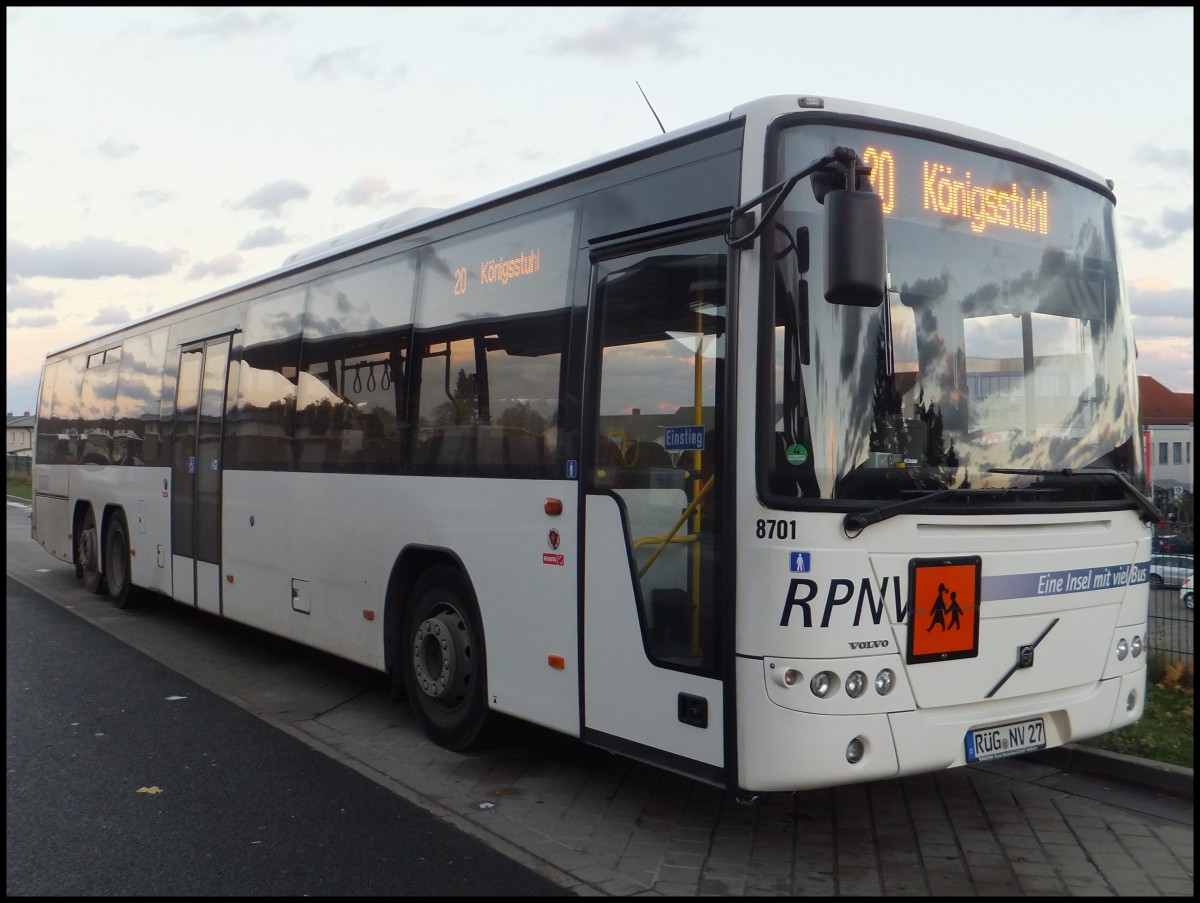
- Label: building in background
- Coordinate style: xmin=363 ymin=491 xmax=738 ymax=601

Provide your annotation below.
xmin=1139 ymin=376 xmax=1194 ymax=517
xmin=7 ymin=411 xmax=36 ymax=485
xmin=6 ymin=412 xmax=35 ymax=458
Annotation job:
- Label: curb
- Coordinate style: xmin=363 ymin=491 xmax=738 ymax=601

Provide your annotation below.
xmin=1028 ymin=743 xmax=1193 ymax=799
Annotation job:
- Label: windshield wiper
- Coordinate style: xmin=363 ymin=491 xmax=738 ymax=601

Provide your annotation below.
xmin=987 ymin=468 xmax=1161 ymax=525
xmin=843 ymin=488 xmax=956 ymax=535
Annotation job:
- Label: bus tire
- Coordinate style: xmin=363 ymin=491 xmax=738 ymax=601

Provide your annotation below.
xmin=78 ymin=506 xmax=106 ymax=595
xmin=402 ymin=564 xmax=492 ymax=752
xmin=105 ymin=511 xmax=140 ymax=609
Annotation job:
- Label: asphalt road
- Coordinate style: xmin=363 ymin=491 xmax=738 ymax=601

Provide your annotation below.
xmin=6 ymin=574 xmax=569 ymax=896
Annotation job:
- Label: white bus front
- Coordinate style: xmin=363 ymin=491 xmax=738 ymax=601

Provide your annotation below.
xmin=737 ymin=114 xmax=1152 ymax=792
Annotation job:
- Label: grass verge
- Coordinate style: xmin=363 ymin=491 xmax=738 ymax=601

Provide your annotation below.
xmin=7 ymin=479 xmax=32 ymax=500
xmin=1080 ymin=671 xmax=1194 ymax=769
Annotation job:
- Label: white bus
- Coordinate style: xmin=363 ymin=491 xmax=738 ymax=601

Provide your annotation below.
xmin=32 ymin=94 xmax=1159 ymax=794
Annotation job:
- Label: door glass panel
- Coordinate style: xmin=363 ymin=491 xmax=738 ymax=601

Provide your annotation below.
xmin=171 ymin=348 xmax=203 ymax=559
xmin=195 ymin=339 xmax=230 ymax=564
xmin=591 ymin=235 xmax=727 ymax=673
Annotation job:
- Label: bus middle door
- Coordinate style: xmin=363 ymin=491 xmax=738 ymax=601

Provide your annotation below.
xmin=582 ymin=233 xmax=728 ymax=784
xmin=171 ymin=335 xmax=232 ymax=614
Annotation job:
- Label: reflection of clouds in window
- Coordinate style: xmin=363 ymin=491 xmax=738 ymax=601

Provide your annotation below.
xmin=235 ymin=359 xmax=296 ymax=411
xmin=600 ymin=342 xmax=716 ymax=417
xmin=306 ymin=255 xmax=416 ymax=338
xmin=244 ymin=286 xmax=306 ymax=346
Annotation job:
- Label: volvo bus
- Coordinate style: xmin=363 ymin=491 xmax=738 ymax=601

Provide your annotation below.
xmin=31 ymin=94 xmax=1159 ymax=794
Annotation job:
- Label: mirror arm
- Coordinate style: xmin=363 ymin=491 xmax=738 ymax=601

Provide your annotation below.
xmin=727 ymin=153 xmax=841 ymax=249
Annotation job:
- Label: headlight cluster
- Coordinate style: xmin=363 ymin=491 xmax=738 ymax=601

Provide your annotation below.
xmin=777 ymin=666 xmax=896 ymax=699
xmin=1115 ymin=634 xmax=1144 ymax=662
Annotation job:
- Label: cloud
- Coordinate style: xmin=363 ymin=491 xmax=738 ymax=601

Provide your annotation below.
xmin=187 ymin=253 xmax=244 ymax=280
xmin=7 ymin=312 xmax=57 ymax=329
xmin=1134 ymin=144 xmax=1194 ymax=171
xmin=6 ymin=370 xmax=42 ymax=416
xmin=6 ymin=283 xmax=56 ymax=311
xmin=6 ymin=237 xmax=178 ymax=280
xmin=1161 ymin=204 xmax=1194 ymax=234
xmin=166 ymin=8 xmax=290 ymax=42
xmin=237 ymin=226 xmax=290 ymax=251
xmin=300 ymin=46 xmax=408 ymax=84
xmin=233 ymin=179 xmax=311 ymax=218
xmin=89 ymin=305 xmax=132 ymax=327
xmin=1129 ymin=285 xmax=1196 ymax=340
xmin=98 ymin=137 xmax=138 ymax=160
xmin=132 ymin=188 xmax=174 ymax=208
xmin=1125 ymin=203 xmax=1194 ymax=250
xmin=547 ymin=8 xmax=697 ymax=60
xmin=335 ymin=175 xmax=416 ymax=208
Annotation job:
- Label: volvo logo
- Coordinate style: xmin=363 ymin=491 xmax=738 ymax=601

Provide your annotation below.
xmin=985 ymin=618 xmax=1060 ymax=699
xmin=849 ymin=640 xmax=889 ymax=650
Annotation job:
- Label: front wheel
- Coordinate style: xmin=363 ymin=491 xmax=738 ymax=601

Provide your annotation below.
xmin=77 ymin=506 xmax=106 ymax=595
xmin=401 ymin=564 xmax=492 ymax=751
xmin=105 ymin=511 xmax=141 ymax=609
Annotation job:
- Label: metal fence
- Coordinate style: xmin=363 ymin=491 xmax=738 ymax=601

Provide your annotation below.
xmin=6 ymin=454 xmax=31 ymax=483
xmin=1149 ymin=520 xmax=1194 ymax=678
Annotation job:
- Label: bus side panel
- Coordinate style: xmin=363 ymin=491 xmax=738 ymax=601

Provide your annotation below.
xmin=218 ymin=471 xmax=583 ymax=737
xmin=72 ymin=465 xmax=174 ymax=598
xmin=32 ymin=481 xmax=71 ymax=564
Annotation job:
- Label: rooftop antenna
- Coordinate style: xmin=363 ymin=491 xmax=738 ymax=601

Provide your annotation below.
xmin=636 ymin=81 xmax=666 ymax=134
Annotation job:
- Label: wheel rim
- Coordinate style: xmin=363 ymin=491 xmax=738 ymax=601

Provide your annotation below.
xmin=78 ymin=521 xmax=99 ymax=573
xmin=411 ymin=605 xmax=471 ymax=708
xmin=109 ymin=527 xmax=127 ymax=592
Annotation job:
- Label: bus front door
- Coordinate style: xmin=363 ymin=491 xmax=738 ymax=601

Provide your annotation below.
xmin=171 ymin=336 xmax=232 ymax=614
xmin=582 ymin=234 xmax=728 ymax=783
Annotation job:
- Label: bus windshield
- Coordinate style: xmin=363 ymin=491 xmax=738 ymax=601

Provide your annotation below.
xmin=767 ymin=123 xmax=1145 ymax=504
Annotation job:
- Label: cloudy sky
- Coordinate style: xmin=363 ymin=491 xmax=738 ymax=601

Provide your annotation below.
xmin=6 ymin=6 xmax=1194 ymax=415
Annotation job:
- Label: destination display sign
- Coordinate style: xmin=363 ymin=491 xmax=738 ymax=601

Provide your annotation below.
xmin=862 ymin=145 xmax=1050 ymax=238
xmin=417 ymin=208 xmax=576 ymax=328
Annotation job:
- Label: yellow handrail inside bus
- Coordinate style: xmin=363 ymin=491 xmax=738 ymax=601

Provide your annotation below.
xmin=633 ymin=475 xmax=714 ymax=578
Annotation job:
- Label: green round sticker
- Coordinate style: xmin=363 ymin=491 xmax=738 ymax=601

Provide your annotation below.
xmin=785 ymin=443 xmax=808 ymax=466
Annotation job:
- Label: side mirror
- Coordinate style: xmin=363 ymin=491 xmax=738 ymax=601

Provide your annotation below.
xmin=824 ymin=188 xmax=885 ymax=307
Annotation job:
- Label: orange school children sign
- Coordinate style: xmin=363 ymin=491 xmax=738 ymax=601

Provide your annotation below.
xmin=906 ymin=556 xmax=982 ymax=663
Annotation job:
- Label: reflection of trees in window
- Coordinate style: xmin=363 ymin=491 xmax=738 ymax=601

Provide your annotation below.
xmin=869 ymin=332 xmax=909 ymax=456
xmin=411 ymin=313 xmax=565 ymax=476
xmin=427 ymin=368 xmax=478 ymax=427
xmin=497 ymin=401 xmax=549 ymax=436
xmin=911 ymin=391 xmax=958 ymax=470
xmin=866 ymin=326 xmax=959 ymax=487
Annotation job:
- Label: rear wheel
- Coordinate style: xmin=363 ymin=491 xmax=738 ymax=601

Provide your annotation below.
xmin=402 ymin=564 xmax=492 ymax=751
xmin=105 ymin=511 xmax=141 ymax=609
xmin=1149 ymin=573 xmax=1164 ymax=588
xmin=77 ymin=507 xmax=106 ymax=595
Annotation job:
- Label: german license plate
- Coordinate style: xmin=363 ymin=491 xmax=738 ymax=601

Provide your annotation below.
xmin=965 ymin=717 xmax=1046 ymax=763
